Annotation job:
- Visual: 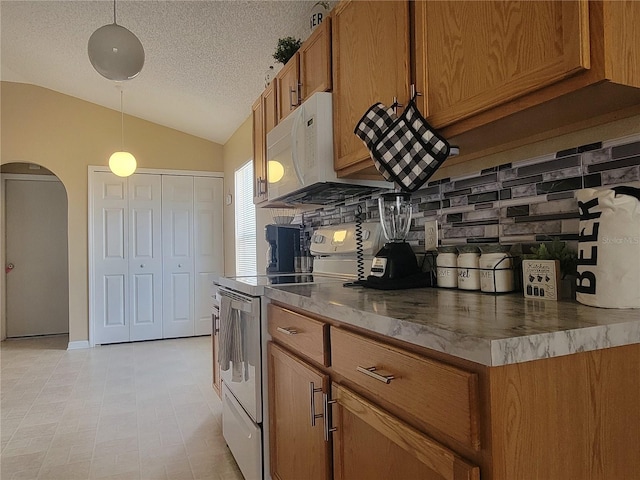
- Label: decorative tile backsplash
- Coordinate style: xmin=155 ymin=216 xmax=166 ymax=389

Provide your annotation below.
xmin=300 ymin=137 xmax=640 ymax=250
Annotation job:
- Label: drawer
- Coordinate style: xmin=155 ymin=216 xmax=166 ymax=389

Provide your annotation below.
xmin=268 ymin=304 xmax=329 ymax=366
xmin=330 ymin=327 xmax=480 ymax=450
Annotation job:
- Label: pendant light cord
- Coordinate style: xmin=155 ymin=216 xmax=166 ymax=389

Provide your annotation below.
xmin=113 ymin=0 xmax=117 ymax=24
xmin=120 ymin=89 xmax=125 ymax=151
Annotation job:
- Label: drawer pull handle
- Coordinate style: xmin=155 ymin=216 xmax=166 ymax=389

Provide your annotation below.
xmin=309 ymin=382 xmax=323 ymax=427
xmin=356 ymin=366 xmax=395 ymax=384
xmin=277 ymin=326 xmax=297 ymax=335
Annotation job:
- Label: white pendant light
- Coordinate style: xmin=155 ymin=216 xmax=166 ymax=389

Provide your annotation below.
xmin=109 ymin=86 xmax=137 ymax=177
xmin=88 ymin=0 xmax=144 ymax=81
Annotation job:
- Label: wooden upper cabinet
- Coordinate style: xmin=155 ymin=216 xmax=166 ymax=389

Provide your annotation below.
xmin=332 ymin=0 xmax=410 ymax=175
xmin=252 ymin=96 xmax=267 ymax=204
xmin=299 ymin=17 xmax=332 ymax=100
xmin=263 ymin=80 xmax=278 ymax=136
xmin=414 ymin=1 xmax=590 ymax=129
xmin=276 ymin=54 xmax=301 ymax=122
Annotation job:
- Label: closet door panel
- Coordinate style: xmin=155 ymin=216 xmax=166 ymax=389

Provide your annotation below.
xmin=162 ymin=175 xmax=195 ymax=339
xmin=93 ymin=172 xmax=129 ymax=344
xmin=194 ymin=177 xmax=223 ymax=336
xmin=128 ymin=174 xmax=163 ymax=341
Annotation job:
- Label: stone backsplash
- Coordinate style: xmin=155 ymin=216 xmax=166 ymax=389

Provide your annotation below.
xmin=300 ymin=135 xmax=640 ymax=250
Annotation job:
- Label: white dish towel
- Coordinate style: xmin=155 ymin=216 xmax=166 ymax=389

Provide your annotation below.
xmin=218 ymin=294 xmax=244 ymax=382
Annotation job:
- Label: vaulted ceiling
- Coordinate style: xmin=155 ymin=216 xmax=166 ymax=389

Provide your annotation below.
xmin=1 ymin=1 xmax=328 ymax=144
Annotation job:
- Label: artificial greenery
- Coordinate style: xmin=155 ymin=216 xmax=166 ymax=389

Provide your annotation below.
xmin=526 ymin=238 xmax=578 ymax=279
xmin=273 ymin=37 xmax=302 ymax=64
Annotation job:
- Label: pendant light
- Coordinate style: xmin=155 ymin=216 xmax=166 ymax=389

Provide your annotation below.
xmin=109 ymin=86 xmax=137 ymax=177
xmin=88 ymin=0 xmax=145 ymax=81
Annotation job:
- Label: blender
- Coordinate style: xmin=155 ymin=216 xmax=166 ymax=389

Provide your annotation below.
xmin=366 ymin=192 xmax=433 ymax=289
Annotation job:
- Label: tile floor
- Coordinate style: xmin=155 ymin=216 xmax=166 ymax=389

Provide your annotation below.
xmin=1 ymin=335 xmax=244 ymax=480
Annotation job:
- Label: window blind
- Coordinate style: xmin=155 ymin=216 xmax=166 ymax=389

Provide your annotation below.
xmin=234 ymin=161 xmax=257 ymax=276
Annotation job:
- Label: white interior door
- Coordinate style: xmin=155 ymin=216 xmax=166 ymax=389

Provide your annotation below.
xmin=194 ymin=176 xmax=223 ymax=336
xmin=128 ymin=174 xmax=163 ymax=341
xmin=93 ymin=172 xmax=129 ymax=344
xmin=5 ymin=177 xmax=69 ymax=337
xmin=162 ymin=175 xmax=195 ymax=338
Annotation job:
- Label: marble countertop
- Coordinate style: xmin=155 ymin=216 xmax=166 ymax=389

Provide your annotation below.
xmin=264 ymin=284 xmax=640 ymax=366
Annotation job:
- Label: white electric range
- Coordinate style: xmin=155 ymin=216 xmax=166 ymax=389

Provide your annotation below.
xmin=214 ymin=222 xmax=384 ymax=480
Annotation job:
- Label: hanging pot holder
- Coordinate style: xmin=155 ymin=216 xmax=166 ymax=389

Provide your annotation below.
xmin=353 ymin=103 xmax=398 ymax=183
xmin=354 ymin=95 xmax=451 ymax=192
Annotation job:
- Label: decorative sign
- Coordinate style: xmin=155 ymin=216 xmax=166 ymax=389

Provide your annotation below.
xmin=522 ymin=259 xmax=561 ymax=301
xmin=309 ymin=1 xmax=330 ymax=32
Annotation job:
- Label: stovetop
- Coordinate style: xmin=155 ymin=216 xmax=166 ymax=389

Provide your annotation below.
xmin=216 ymin=273 xmax=351 ymax=297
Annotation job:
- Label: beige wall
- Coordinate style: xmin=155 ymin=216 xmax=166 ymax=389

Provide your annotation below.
xmin=221 ymin=115 xmax=272 ymax=276
xmin=1 ymin=81 xmax=224 ymax=343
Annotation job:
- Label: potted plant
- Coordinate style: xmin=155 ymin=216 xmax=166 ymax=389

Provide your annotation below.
xmin=273 ymin=37 xmax=302 ymax=64
xmin=526 ymin=238 xmax=579 ymax=299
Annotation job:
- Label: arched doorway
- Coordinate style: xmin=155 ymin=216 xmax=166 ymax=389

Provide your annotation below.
xmin=1 ymin=162 xmax=69 ymax=339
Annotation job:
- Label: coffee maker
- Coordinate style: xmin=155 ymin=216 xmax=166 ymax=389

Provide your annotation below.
xmin=265 ymin=224 xmax=299 ymax=274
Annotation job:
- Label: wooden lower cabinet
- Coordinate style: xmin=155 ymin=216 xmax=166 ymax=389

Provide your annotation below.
xmin=332 ymin=383 xmax=479 ymax=480
xmin=268 ymin=342 xmax=331 ymax=480
xmin=268 ymin=303 xmax=640 ymax=479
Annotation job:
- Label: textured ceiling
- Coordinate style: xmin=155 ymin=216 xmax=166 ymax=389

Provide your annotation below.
xmin=1 ymin=0 xmax=332 ymax=144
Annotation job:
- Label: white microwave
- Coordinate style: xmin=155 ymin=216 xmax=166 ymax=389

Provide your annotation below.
xmin=266 ymin=92 xmax=391 ymax=205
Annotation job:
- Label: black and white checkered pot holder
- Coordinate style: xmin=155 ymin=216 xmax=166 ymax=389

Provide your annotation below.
xmin=353 ymin=103 xmax=397 ymax=182
xmin=354 ymin=96 xmax=450 ymax=192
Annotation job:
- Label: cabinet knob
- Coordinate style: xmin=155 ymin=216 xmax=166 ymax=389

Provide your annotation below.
xmin=178 ymin=264 xmax=182 ymax=268
xmin=140 ymin=264 xmax=144 ymax=268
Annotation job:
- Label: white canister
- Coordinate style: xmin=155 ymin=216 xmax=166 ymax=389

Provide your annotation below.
xmin=479 ymin=247 xmax=514 ymax=293
xmin=456 ymin=246 xmax=481 ymax=290
xmin=436 ymin=246 xmax=458 ymax=288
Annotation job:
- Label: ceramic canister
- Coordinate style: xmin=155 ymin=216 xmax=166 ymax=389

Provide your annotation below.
xmin=436 ymin=246 xmax=458 ymax=288
xmin=456 ymin=245 xmax=481 ymax=290
xmin=479 ymin=245 xmax=514 ymax=293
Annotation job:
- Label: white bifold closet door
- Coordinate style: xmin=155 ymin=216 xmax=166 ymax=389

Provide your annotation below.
xmin=161 ymin=175 xmax=223 ymax=338
xmin=93 ymin=173 xmax=163 ymax=344
xmin=162 ymin=175 xmax=196 ymax=339
xmin=128 ymin=174 xmax=163 ymax=341
xmin=194 ymin=176 xmax=223 ymax=336
xmin=93 ymin=173 xmax=130 ymax=344
xmin=92 ymin=171 xmax=222 ymax=345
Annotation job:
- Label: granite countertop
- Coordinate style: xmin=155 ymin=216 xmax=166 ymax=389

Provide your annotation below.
xmin=264 ymin=283 xmax=640 ymax=366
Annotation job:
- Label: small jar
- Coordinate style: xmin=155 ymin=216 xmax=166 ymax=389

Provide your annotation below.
xmin=479 ymin=244 xmax=514 ymax=293
xmin=436 ymin=246 xmax=458 ymax=288
xmin=456 ymin=245 xmax=481 ymax=290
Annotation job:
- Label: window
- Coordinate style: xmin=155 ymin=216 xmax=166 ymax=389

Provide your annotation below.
xmin=234 ymin=160 xmax=257 ymax=276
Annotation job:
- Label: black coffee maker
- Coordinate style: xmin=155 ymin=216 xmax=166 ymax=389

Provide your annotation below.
xmin=266 ymin=225 xmax=299 ymax=274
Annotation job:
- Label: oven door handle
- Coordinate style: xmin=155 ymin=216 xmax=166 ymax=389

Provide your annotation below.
xmin=219 ymin=290 xmax=254 ymax=314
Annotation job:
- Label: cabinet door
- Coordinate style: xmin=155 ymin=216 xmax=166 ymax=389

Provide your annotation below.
xmin=332 ymin=0 xmax=410 ymax=172
xmin=252 ymin=96 xmax=267 ymax=204
xmin=268 ymin=342 xmax=331 ymax=480
xmin=331 ymin=384 xmax=479 ymax=480
xmin=162 ymin=175 xmax=195 ymax=338
xmin=414 ymin=0 xmax=590 ymax=128
xmin=92 ymin=172 xmax=129 ymax=344
xmin=263 ymin=81 xmax=278 ymax=136
xmin=193 ymin=176 xmax=223 ymax=336
xmin=128 ymin=173 xmax=163 ymax=341
xmin=299 ymin=17 xmax=332 ymax=101
xmin=276 ymin=53 xmax=301 ymax=122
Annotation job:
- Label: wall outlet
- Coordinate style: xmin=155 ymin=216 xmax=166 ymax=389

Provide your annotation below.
xmin=424 ymin=220 xmax=438 ymax=251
